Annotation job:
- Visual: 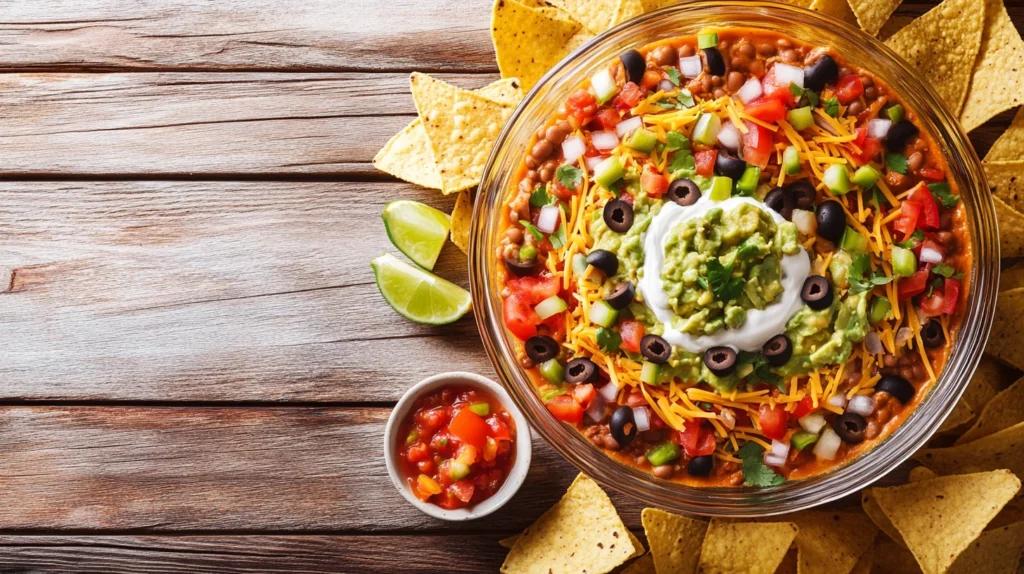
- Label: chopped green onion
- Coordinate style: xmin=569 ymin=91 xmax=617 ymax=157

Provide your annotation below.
xmin=572 ymin=253 xmax=589 ymax=275
xmin=698 ymin=32 xmax=719 ymax=49
xmin=709 ymin=176 xmax=733 ymax=201
xmin=823 ymin=164 xmax=851 ymax=195
xmin=787 ymin=106 xmax=814 ymax=130
xmin=594 ymin=156 xmax=624 ymax=188
xmin=449 ymin=460 xmax=471 ymax=480
xmin=469 ymin=402 xmax=490 ymax=416
xmin=783 ymin=145 xmax=801 ymax=175
xmin=535 ymin=295 xmax=568 ymax=320
xmin=646 ymin=442 xmax=681 ymax=466
xmin=891 ymin=246 xmax=917 ymax=278
xmin=840 ymin=227 xmax=868 ymax=253
xmin=692 ymin=113 xmax=721 ymax=146
xmin=736 ymin=165 xmax=761 ymax=196
xmin=640 ymin=361 xmax=660 ymax=385
xmin=591 ymin=69 xmax=619 ymax=104
xmin=851 ymin=165 xmax=881 ymax=189
xmin=791 ymin=431 xmax=819 ymax=451
xmin=886 ymin=104 xmax=905 ymax=124
xmin=869 ymin=297 xmax=892 ymax=324
xmin=519 ymin=244 xmax=538 ymax=261
xmin=406 ymin=429 xmax=419 ymax=445
xmin=627 ymin=129 xmax=658 ymax=152
xmin=540 ymin=360 xmax=565 ymax=385
xmin=590 ymin=300 xmax=619 ymax=328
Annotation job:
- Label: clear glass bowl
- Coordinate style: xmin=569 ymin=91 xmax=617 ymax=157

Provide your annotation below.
xmin=470 ymin=1 xmax=998 ymax=516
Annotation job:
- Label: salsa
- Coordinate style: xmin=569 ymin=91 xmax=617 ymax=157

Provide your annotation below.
xmin=496 ymin=28 xmax=970 ymax=487
xmin=397 ymin=385 xmax=517 ymax=508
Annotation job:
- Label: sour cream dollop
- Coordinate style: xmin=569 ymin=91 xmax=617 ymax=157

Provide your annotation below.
xmin=639 ymin=195 xmax=811 ymax=353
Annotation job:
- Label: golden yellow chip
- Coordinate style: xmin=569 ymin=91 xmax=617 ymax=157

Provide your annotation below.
xmin=988 ymin=287 xmax=1024 ymax=369
xmin=916 ymin=422 xmax=1024 ymax=478
xmin=986 ymin=107 xmax=1024 ymax=161
xmin=959 ymin=0 xmax=1024 ymax=132
xmin=450 ymin=190 xmax=473 ymax=254
xmin=492 ymin=0 xmax=582 ymax=91
xmin=547 ymin=0 xmax=630 ymax=34
xmin=774 ymin=549 xmax=798 ymax=574
xmin=698 ymin=519 xmax=798 ymax=574
xmin=614 ymin=0 xmax=645 ymax=25
xmin=884 ymin=0 xmax=984 ymax=115
xmin=641 ymin=508 xmax=707 ymax=574
xmin=1001 ymin=261 xmax=1024 ymax=292
xmin=499 ymin=534 xmax=519 ymax=549
xmin=621 ymin=554 xmax=656 ymax=574
xmin=993 ymin=196 xmax=1024 ymax=258
xmin=504 ymin=530 xmax=644 ymax=560
xmin=984 ymin=161 xmax=1024 ymax=212
xmin=990 ymin=496 xmax=1024 ymax=529
xmin=947 ymin=521 xmax=1024 ymax=574
xmin=877 ymin=14 xmax=915 ymax=41
xmin=808 ymin=0 xmax=859 ymax=26
xmin=789 ymin=510 xmax=877 ymax=574
xmin=410 ymin=72 xmax=515 ymax=195
xmin=957 ymin=376 xmax=1024 ymax=444
xmin=871 ymin=470 xmax=1020 ymax=574
xmin=564 ymin=30 xmax=596 ymax=53
xmin=639 ymin=0 xmax=680 ymax=11
xmin=861 ymin=489 xmax=907 ymax=547
xmin=500 ymin=474 xmax=637 ymax=574
xmin=909 ymin=466 xmax=938 ymax=482
xmin=850 ymin=550 xmax=873 ymax=574
xmin=872 ymin=537 xmax=922 ymax=573
xmin=938 ymin=397 xmax=975 ymax=432
xmin=849 ymin=0 xmax=903 ymax=35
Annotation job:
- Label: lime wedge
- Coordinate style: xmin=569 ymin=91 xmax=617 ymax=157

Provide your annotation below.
xmin=371 ymin=253 xmax=471 ymax=325
xmin=382 ymin=200 xmax=451 ymax=270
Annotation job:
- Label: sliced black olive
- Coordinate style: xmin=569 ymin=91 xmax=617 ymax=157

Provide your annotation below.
xmin=763 ymin=187 xmax=794 ymax=221
xmin=620 ymin=49 xmax=646 ymax=85
xmin=504 ymin=254 xmax=537 ymax=277
xmin=884 ymin=121 xmax=919 ymax=152
xmin=587 ymin=249 xmax=619 ymax=277
xmin=610 ymin=405 xmax=637 ymax=447
xmin=525 ymin=336 xmax=559 ymax=364
xmin=803 ymin=54 xmax=838 ymax=92
xmin=833 ymin=412 xmax=867 ymax=444
xmin=801 ymin=275 xmax=834 ymax=310
xmin=688 ymin=454 xmax=714 ymax=477
xmin=603 ymin=199 xmax=634 ymax=233
xmin=640 ymin=334 xmax=672 ymax=364
xmin=715 ymin=150 xmax=747 ymax=180
xmin=606 ymin=281 xmax=636 ymax=310
xmin=877 ymin=375 xmax=915 ymax=404
xmin=702 ymin=47 xmax=726 ymax=77
xmin=762 ymin=334 xmax=793 ymax=367
xmin=815 ymin=199 xmax=846 ymax=244
xmin=704 ymin=346 xmax=738 ymax=376
xmin=786 ymin=179 xmax=817 ymax=210
xmin=921 ymin=319 xmax=945 ymax=349
xmin=565 ymin=357 xmax=599 ymax=384
xmin=666 ymin=178 xmax=701 ymax=206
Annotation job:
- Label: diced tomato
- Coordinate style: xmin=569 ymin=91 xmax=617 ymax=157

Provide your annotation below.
xmin=892 ymin=200 xmax=922 ymax=241
xmin=919 ymin=167 xmax=945 ymax=182
xmin=619 ymin=320 xmax=644 ymax=354
xmin=792 ymin=396 xmax=814 ymax=420
xmin=761 ymin=66 xmax=796 ymax=107
xmin=734 ymin=410 xmax=752 ymax=429
xmin=852 ymin=127 xmax=882 ymax=166
xmin=447 ymin=480 xmax=475 ymax=504
xmin=919 ymin=278 xmax=960 ymax=316
xmin=744 ymin=96 xmax=787 ymax=123
xmin=741 ymin=120 xmax=773 ymax=169
xmin=835 ymin=74 xmax=864 ymax=105
xmin=695 ymin=149 xmax=717 ymax=177
xmin=613 ymin=82 xmax=645 ymax=111
xmin=908 ymin=182 xmax=940 ymax=230
xmin=550 ymin=180 xmax=574 ymax=201
xmin=507 ymin=275 xmax=560 ymax=305
xmin=415 ymin=406 xmax=450 ymax=433
xmin=640 ymin=167 xmax=669 ymax=198
xmin=591 ymin=107 xmax=621 ymax=131
xmin=547 ymin=394 xmax=584 ymax=425
xmin=503 ymin=292 xmax=539 ymax=340
xmin=541 ymin=313 xmax=567 ymax=341
xmin=448 ymin=407 xmax=490 ymax=451
xmin=572 ymin=383 xmax=597 ymax=410
xmin=897 ymin=267 xmax=930 ymax=300
xmin=566 ymin=89 xmax=597 ymax=123
xmin=406 ymin=442 xmax=430 ymax=463
xmin=677 ymin=421 xmax=716 ymax=456
xmin=485 ymin=414 xmax=511 ymax=441
xmin=758 ymin=404 xmax=789 ymax=440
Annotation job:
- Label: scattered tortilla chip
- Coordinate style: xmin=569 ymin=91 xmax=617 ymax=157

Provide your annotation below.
xmin=964 ymin=365 xmax=998 ymax=412
xmin=547 ymin=0 xmax=635 ymax=34
xmin=862 ymin=489 xmax=907 ymax=547
xmin=475 ymin=78 xmax=529 ymax=107
xmin=871 ymin=536 xmax=922 ymax=573
xmin=564 ymin=30 xmax=595 ymax=53
xmin=789 ymin=510 xmax=877 ymax=574
xmin=957 ymin=376 xmax=1024 ymax=444
xmin=639 ymin=0 xmax=680 ymax=11
xmin=775 ymin=549 xmax=799 ymax=574
xmin=411 ymin=72 xmax=515 ymax=195
xmin=974 ymin=354 xmax=1021 ymax=393
xmin=1001 ymin=261 xmax=1024 ymax=292
xmin=849 ymin=0 xmax=904 ymax=36
xmin=884 ymin=0 xmax=984 ymax=115
xmin=947 ymin=521 xmax=1024 ymax=574
xmin=504 ymin=529 xmax=644 ymax=559
xmin=993 ymin=196 xmax=1024 ymax=258
xmin=990 ymin=496 xmax=1024 ymax=529
xmin=613 ymin=0 xmax=644 ymax=25
xmin=985 ymin=107 xmax=1024 ymax=161
xmin=916 ymin=422 xmax=1024 ymax=478
xmin=780 ymin=0 xmax=815 ymax=8
xmin=877 ymin=14 xmax=915 ymax=41
xmin=500 ymin=534 xmax=519 ymax=549
xmin=988 ymin=287 xmax=1024 ymax=369
xmin=871 ymin=470 xmax=1021 ymax=574
xmin=641 ymin=508 xmax=707 ymax=574
xmin=621 ymin=554 xmax=656 ymax=574
xmin=450 ymin=190 xmax=473 ymax=254
xmin=808 ymin=0 xmax=859 ymax=26
xmin=492 ymin=0 xmax=582 ymax=91
xmin=938 ymin=397 xmax=976 ymax=432
xmin=850 ymin=550 xmax=873 ymax=574
xmin=984 ymin=161 xmax=1024 ymax=213
xmin=500 ymin=474 xmax=637 ymax=574
xmin=909 ymin=466 xmax=938 ymax=482
xmin=698 ymin=519 xmax=797 ymax=574
xmin=959 ymin=0 xmax=1024 ymax=132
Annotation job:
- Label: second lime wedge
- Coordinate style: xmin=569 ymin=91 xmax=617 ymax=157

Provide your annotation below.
xmin=371 ymin=253 xmax=471 ymax=325
xmin=382 ymin=200 xmax=451 ymax=270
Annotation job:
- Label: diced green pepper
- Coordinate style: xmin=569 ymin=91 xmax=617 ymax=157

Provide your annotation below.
xmin=709 ymin=176 xmax=733 ymax=201
xmin=891 ymin=246 xmax=917 ymax=278
xmin=640 ymin=361 xmax=660 ymax=385
xmin=406 ymin=429 xmax=419 ymax=445
xmin=851 ymin=165 xmax=881 ymax=189
xmin=627 ymin=128 xmax=657 ymax=153
xmin=869 ymin=297 xmax=892 ymax=324
xmin=646 ymin=442 xmax=681 ymax=466
xmin=698 ymin=32 xmax=719 ymax=49
xmin=736 ymin=165 xmax=761 ymax=196
xmin=520 ymin=244 xmax=538 ymax=261
xmin=787 ymin=106 xmax=814 ymax=130
xmin=783 ymin=145 xmax=801 ymax=175
xmin=535 ymin=295 xmax=568 ymax=320
xmin=469 ymin=402 xmax=490 ymax=416
xmin=886 ymin=104 xmax=905 ymax=124
xmin=572 ymin=253 xmax=589 ymax=275
xmin=594 ymin=156 xmax=624 ymax=188
xmin=840 ymin=227 xmax=868 ymax=253
xmin=590 ymin=300 xmax=619 ymax=328
xmin=540 ymin=359 xmax=564 ymax=384
xmin=692 ymin=113 xmax=721 ymax=146
xmin=791 ymin=431 xmax=819 ymax=451
xmin=823 ymin=164 xmax=851 ymax=195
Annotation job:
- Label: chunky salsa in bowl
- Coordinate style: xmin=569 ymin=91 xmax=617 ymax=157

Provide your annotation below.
xmin=472 ymin=3 xmax=997 ymax=512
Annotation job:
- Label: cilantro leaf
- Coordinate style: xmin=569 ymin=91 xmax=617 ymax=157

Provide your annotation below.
xmin=736 ymin=442 xmax=785 ymax=486
xmin=789 ymin=83 xmax=819 ymax=108
xmin=931 ymin=263 xmax=963 ymax=279
xmin=549 ymin=220 xmax=567 ymax=249
xmin=898 ymin=230 xmax=925 ymax=248
xmin=665 ymin=130 xmax=690 ymax=152
xmin=518 ymin=220 xmax=543 ymax=241
xmin=928 ymin=183 xmax=960 ymax=208
xmin=925 ymin=276 xmax=944 ymax=297
xmin=529 ymin=185 xmax=552 ymax=207
xmin=806 ymin=89 xmax=819 ymax=109
xmin=702 ymin=258 xmax=744 ymax=302
xmin=665 ymin=67 xmax=681 ymax=87
xmin=789 ymin=83 xmax=803 ymax=98
xmin=668 ymin=148 xmax=697 ymax=175
xmin=596 ymin=328 xmax=622 ymax=353
xmin=824 ymin=97 xmax=840 ymax=117
xmin=677 ymin=89 xmax=696 ymax=108
xmin=555 ymin=165 xmax=583 ymax=190
xmin=735 ymin=441 xmax=762 ymax=459
xmin=848 ymin=254 xmax=892 ymax=294
xmin=871 ymin=187 xmax=889 ymax=208
xmin=886 ymin=152 xmax=909 ymax=175
xmin=738 ymin=352 xmax=784 ymax=391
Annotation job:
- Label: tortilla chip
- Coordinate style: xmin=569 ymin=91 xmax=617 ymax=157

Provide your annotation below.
xmin=492 ymin=0 xmax=581 ymax=91
xmin=884 ymin=0 xmax=984 ymax=115
xmin=916 ymin=422 xmax=1024 ymax=479
xmin=698 ymin=519 xmax=797 ymax=574
xmin=476 ymin=78 xmax=528 ymax=107
xmin=959 ymin=0 xmax=1024 ymax=132
xmin=564 ymin=30 xmax=595 ymax=53
xmin=990 ymin=496 xmax=1024 ymax=529
xmin=639 ymin=0 xmax=680 ymax=11
xmin=871 ymin=470 xmax=1021 ymax=574
xmin=877 ymin=15 xmax=915 ymax=41
xmin=947 ymin=521 xmax=1024 ymax=574
xmin=775 ymin=549 xmax=798 ymax=574
xmin=871 ymin=536 xmax=922 ymax=573
xmin=988 ymin=287 xmax=1024 ymax=370
xmin=986 ymin=107 xmax=1024 ymax=161
xmin=499 ymin=534 xmax=519 ymax=549
xmin=984 ymin=161 xmax=1024 ymax=214
xmin=450 ymin=190 xmax=473 ymax=254
xmin=862 ymin=489 xmax=907 ymax=547
xmin=641 ymin=508 xmax=707 ymax=574
xmin=1001 ymin=261 xmax=1024 ymax=292
xmin=975 ymin=354 xmax=1021 ymax=393
xmin=850 ymin=550 xmax=873 ymax=574
xmin=808 ymin=0 xmax=859 ymax=26
xmin=621 ymin=554 xmax=656 ymax=574
xmin=938 ymin=397 xmax=975 ymax=432
xmin=909 ymin=466 xmax=938 ymax=482
xmin=613 ymin=0 xmax=644 ymax=25
xmin=849 ymin=0 xmax=903 ymax=36
xmin=957 ymin=376 xmax=1024 ymax=444
xmin=500 ymin=474 xmax=636 ymax=574
xmin=789 ymin=510 xmax=877 ymax=574
xmin=964 ymin=366 xmax=998 ymax=413
xmin=502 ymin=530 xmax=644 ymax=559
xmin=993 ymin=196 xmax=1024 ymax=258
xmin=547 ymin=0 xmax=633 ymax=34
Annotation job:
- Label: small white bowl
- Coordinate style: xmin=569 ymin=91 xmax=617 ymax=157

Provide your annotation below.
xmin=384 ymin=371 xmax=532 ymax=521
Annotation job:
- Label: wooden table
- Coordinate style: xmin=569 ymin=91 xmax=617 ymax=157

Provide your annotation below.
xmin=0 ymin=1 xmax=1018 ymax=571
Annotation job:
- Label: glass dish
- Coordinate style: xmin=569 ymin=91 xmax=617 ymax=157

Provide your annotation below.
xmin=470 ymin=1 xmax=998 ymax=516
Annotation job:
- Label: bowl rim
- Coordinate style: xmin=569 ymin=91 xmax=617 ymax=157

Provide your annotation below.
xmin=469 ymin=0 xmax=998 ymax=516
xmin=383 ymin=371 xmax=533 ymax=521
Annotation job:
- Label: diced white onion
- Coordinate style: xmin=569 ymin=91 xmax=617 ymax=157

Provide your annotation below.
xmin=659 ymin=79 xmax=676 ymax=92
xmin=591 ymin=130 xmax=620 ymax=151
xmin=896 ymin=327 xmax=914 ymax=346
xmin=799 ymin=412 xmax=827 ymax=434
xmin=738 ymin=77 xmax=763 ymax=104
xmin=536 ymin=205 xmax=561 ymax=234
xmin=679 ymin=55 xmax=703 ymax=78
xmin=615 ymin=116 xmax=643 ymax=138
xmin=792 ymin=209 xmax=817 ymax=235
xmin=586 ymin=393 xmax=607 ymax=423
xmin=865 ymin=331 xmax=883 ymax=355
xmin=562 ymin=135 xmax=586 ymax=165
xmin=920 ymin=246 xmax=944 ymax=264
xmin=771 ymin=439 xmax=790 ymax=459
xmin=915 ymin=305 xmax=929 ymax=324
xmin=848 ymin=395 xmax=876 ymax=417
xmin=867 ymin=118 xmax=892 ymax=139
xmin=717 ymin=121 xmax=740 ymax=150
xmin=598 ymin=382 xmax=620 ymax=402
xmin=585 ymin=155 xmax=605 ymax=172
xmin=633 ymin=406 xmax=651 ymax=432
xmin=764 ymin=453 xmax=788 ymax=467
xmin=828 ymin=394 xmax=848 ymax=409
xmin=814 ymin=428 xmax=842 ymax=460
xmin=774 ymin=63 xmax=805 ymax=89
xmin=718 ymin=408 xmax=736 ymax=430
